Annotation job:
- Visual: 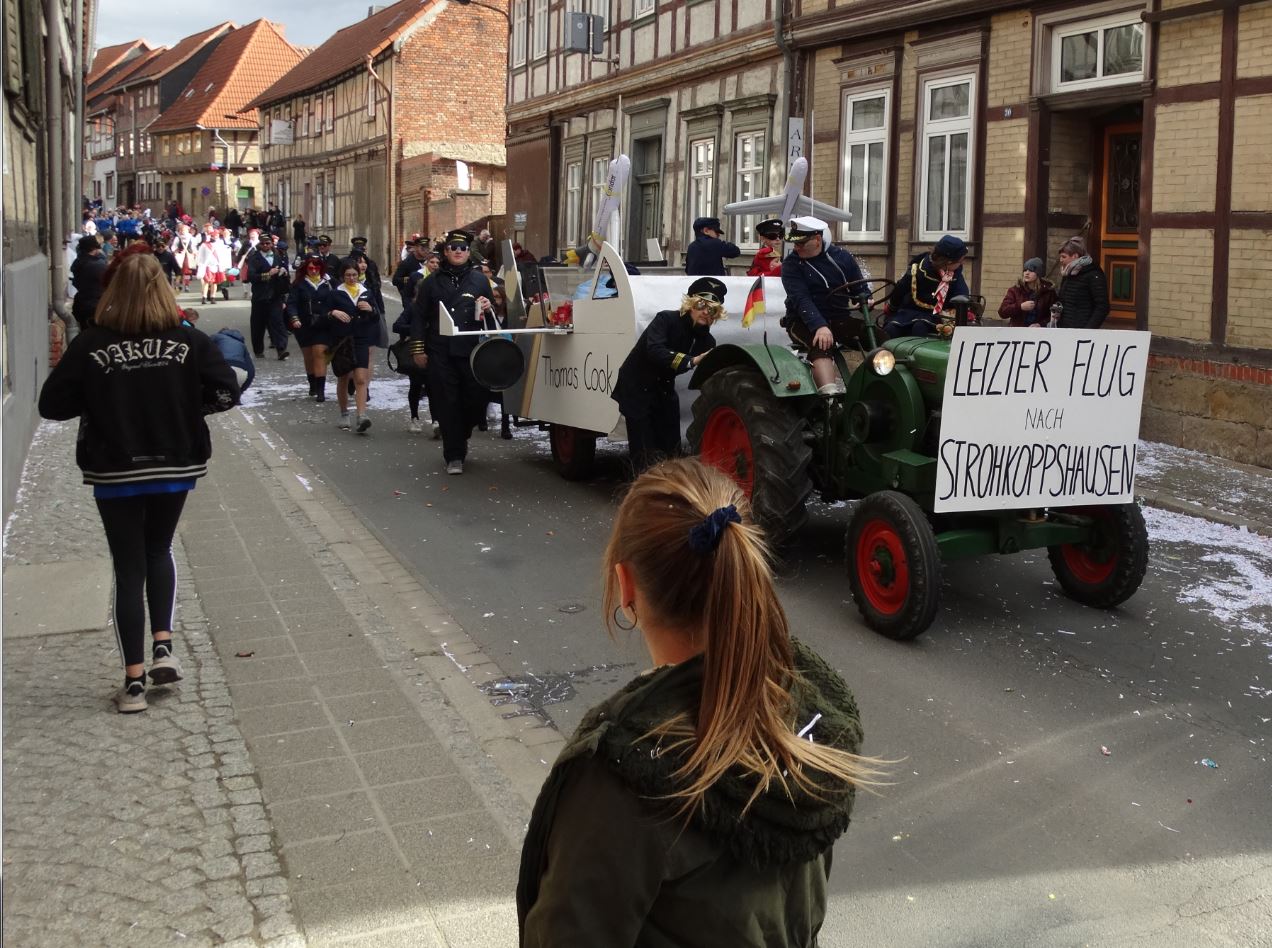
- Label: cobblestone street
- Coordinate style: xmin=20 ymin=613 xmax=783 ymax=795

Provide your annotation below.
xmin=3 ymin=421 xmax=300 ymax=946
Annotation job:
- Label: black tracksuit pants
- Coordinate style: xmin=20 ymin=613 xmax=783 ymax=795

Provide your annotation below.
xmin=426 ymin=353 xmax=487 ymax=462
xmin=622 ymin=391 xmax=681 ymax=474
xmin=95 ymin=491 xmax=188 ymax=667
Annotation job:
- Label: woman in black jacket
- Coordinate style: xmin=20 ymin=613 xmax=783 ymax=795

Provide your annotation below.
xmin=287 ymin=255 xmax=332 ymax=401
xmin=519 ymin=458 xmax=885 ymax=945
xmin=39 ymin=249 xmax=239 ymax=713
xmin=320 ymin=258 xmax=379 ymax=433
xmin=1055 ymin=237 xmax=1110 ymax=328
xmin=69 ymin=235 xmax=108 ymax=329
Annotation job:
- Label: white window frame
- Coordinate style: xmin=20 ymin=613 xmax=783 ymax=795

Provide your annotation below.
xmin=531 ymin=0 xmax=549 ymax=60
xmin=366 ymin=78 xmax=376 ymax=119
xmin=688 ymin=137 xmax=715 ymax=239
xmin=1051 ymin=11 xmax=1146 ymax=92
xmin=634 ymin=0 xmax=655 ymax=17
xmin=512 ymin=0 xmax=528 ymax=66
xmin=565 ymin=160 xmax=583 ymax=247
xmin=326 ymin=172 xmax=335 ymax=227
xmin=325 ymin=91 xmax=335 ymax=131
xmin=918 ymin=73 xmax=975 ymax=242
xmin=840 ymin=87 xmax=890 ymax=242
xmin=589 ymin=155 xmax=610 ymax=237
xmin=315 ymin=175 xmax=325 ymax=228
xmin=732 ymin=129 xmax=766 ymax=248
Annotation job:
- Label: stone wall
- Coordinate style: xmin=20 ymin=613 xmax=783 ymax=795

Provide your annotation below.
xmin=1142 ymin=354 xmax=1272 ymax=466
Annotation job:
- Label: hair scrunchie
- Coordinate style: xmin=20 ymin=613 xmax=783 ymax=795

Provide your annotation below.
xmin=688 ymin=504 xmax=742 ymax=554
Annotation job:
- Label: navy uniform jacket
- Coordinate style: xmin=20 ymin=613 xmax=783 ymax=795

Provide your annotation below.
xmin=684 ymin=235 xmax=741 ymax=276
xmin=409 ymin=262 xmax=493 ymax=358
xmin=612 ymin=310 xmax=716 ymax=415
xmin=780 ymin=245 xmax=867 ymax=332
xmin=886 ymin=252 xmax=969 ymax=323
xmin=246 ymin=249 xmax=290 ymax=303
xmin=286 ymin=277 xmax=329 ymax=329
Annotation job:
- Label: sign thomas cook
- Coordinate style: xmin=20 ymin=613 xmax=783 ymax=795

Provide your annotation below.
xmin=934 ymin=327 xmax=1150 ymax=513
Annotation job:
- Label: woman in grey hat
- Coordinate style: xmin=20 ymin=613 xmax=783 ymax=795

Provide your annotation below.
xmin=998 ymin=257 xmax=1057 ymax=327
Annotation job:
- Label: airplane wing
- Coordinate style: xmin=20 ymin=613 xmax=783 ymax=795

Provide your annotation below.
xmin=722 ymin=157 xmax=853 ymax=224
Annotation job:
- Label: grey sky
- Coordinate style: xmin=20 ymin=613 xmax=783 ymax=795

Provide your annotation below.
xmin=94 ymin=1 xmax=374 ymax=51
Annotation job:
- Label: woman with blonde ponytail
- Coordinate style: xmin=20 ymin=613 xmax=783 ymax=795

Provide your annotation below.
xmin=517 ymin=457 xmax=885 ymax=946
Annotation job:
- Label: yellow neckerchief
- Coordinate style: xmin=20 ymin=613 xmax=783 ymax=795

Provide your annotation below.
xmin=305 ymin=274 xmax=323 ymax=288
xmin=341 ymin=282 xmax=362 ymax=302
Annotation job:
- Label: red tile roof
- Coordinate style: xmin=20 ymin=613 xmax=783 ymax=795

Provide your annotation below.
xmin=111 ymin=22 xmax=235 ymax=90
xmin=87 ymin=40 xmax=153 ymax=87
xmin=244 ymin=0 xmax=436 ymax=109
xmin=88 ymin=45 xmax=168 ymax=106
xmin=150 ymin=20 xmax=304 ymax=132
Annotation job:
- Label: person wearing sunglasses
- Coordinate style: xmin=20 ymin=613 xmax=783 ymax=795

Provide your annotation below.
xmin=612 ymin=277 xmax=726 ymax=474
xmin=779 ymin=215 xmax=868 ymax=395
xmin=409 ymin=229 xmax=496 ymax=474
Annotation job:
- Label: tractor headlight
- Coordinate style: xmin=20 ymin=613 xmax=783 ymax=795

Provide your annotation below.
xmin=870 ymin=349 xmax=896 ymax=376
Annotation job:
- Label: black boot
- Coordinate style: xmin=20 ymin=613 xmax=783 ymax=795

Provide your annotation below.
xmin=307 ymin=374 xmax=318 ymax=397
xmin=314 ymin=375 xmax=326 ymax=402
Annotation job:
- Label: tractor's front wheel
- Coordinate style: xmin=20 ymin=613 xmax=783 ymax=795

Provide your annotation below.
xmin=549 ymin=424 xmax=597 ymax=481
xmin=1047 ymin=504 xmax=1148 ymax=608
xmin=688 ymin=366 xmax=813 ymax=547
xmin=846 ymin=491 xmax=942 ymax=640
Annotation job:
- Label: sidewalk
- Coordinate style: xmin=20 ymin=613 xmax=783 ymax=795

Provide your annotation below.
xmin=4 ymin=396 xmax=1270 ymax=945
xmin=3 ymin=408 xmax=552 ymax=946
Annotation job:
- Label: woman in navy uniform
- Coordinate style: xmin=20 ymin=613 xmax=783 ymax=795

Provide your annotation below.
xmin=286 ymin=255 xmax=332 ymax=401
xmin=882 ymin=234 xmax=970 ymax=337
xmin=612 ymin=277 xmax=726 ymax=473
xmin=320 ymin=259 xmax=379 ymax=433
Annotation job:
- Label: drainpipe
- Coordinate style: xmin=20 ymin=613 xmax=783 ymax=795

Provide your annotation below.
xmin=774 ymin=0 xmax=795 ymax=171
xmin=366 ymin=55 xmax=394 ymax=263
xmin=45 ymin=0 xmax=69 ymax=323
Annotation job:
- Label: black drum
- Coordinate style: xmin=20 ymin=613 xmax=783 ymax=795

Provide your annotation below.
xmin=469 ymin=336 xmax=525 ymax=391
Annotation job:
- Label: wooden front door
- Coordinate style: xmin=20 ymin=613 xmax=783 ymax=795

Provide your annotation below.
xmin=1099 ymin=123 xmax=1142 ymax=321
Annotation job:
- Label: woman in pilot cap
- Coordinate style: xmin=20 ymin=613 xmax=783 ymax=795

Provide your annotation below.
xmin=746 ymin=218 xmax=785 ymax=278
xmin=612 ymin=277 xmax=726 ymax=474
xmin=881 ymin=234 xmax=969 ymax=337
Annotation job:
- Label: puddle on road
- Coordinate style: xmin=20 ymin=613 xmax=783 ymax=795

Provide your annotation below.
xmin=481 ymin=662 xmax=633 ymax=720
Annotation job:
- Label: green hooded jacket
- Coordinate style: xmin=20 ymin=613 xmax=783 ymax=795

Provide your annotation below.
xmin=517 ymin=639 xmax=863 ymax=947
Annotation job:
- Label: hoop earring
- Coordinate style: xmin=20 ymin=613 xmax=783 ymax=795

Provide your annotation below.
xmin=613 ymin=603 xmax=637 ymax=631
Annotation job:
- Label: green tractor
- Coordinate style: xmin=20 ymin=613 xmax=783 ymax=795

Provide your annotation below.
xmin=687 ymin=280 xmax=1149 ymax=640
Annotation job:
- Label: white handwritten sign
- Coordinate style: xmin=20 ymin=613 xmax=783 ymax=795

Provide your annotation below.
xmin=934 ymin=327 xmax=1151 ymax=513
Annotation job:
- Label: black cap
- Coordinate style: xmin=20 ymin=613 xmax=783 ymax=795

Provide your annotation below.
xmin=317 ymin=234 xmax=332 ymax=245
xmin=77 ymin=235 xmax=101 ymax=253
xmin=443 ymin=229 xmax=475 ymax=248
xmin=687 ymin=277 xmax=727 ymax=305
xmin=756 ymin=217 xmax=783 ymax=240
xmin=351 ymin=236 xmax=368 ymax=247
xmin=692 ymin=217 xmax=722 ymax=234
xmin=934 ymin=234 xmax=967 ymax=260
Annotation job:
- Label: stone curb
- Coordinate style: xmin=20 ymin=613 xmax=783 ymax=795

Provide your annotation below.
xmin=1138 ymin=489 xmax=1272 ymax=539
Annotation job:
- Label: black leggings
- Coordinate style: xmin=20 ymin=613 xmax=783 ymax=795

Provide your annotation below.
xmin=96 ymin=491 xmax=188 ymax=667
xmin=408 ymin=371 xmax=428 ymax=419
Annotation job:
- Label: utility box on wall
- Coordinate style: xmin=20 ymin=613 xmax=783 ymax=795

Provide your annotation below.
xmin=565 ymin=13 xmax=604 ymax=54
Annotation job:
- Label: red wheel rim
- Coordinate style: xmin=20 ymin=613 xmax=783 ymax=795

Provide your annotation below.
xmin=699 ymin=406 xmax=754 ymax=496
xmin=552 ymin=425 xmax=575 ymax=464
xmin=1059 ymin=508 xmax=1117 ymax=584
xmin=856 ymin=519 xmax=909 ymax=615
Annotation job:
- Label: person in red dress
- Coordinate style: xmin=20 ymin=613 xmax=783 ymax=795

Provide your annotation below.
xmin=745 ymin=218 xmax=784 ymax=278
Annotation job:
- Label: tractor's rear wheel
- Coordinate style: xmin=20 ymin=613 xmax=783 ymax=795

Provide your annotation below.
xmin=1047 ymin=504 xmax=1148 ymax=608
xmin=549 ymin=424 xmax=597 ymax=481
xmin=688 ymin=366 xmax=813 ymax=547
xmin=846 ymin=491 xmax=942 ymax=640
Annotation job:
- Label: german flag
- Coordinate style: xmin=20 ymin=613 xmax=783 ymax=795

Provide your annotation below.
xmin=742 ymin=276 xmax=765 ymax=328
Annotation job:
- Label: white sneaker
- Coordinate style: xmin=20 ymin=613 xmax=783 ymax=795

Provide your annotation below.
xmin=407 ymin=419 xmax=423 ymax=434
xmin=149 ymin=643 xmax=183 ymax=685
xmin=446 ymin=460 xmax=463 ymax=475
xmin=117 ymin=680 xmax=147 ymax=714
xmin=338 ymin=414 xmax=352 ymax=430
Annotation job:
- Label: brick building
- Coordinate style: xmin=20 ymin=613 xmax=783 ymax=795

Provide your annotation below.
xmin=244 ymin=0 xmax=508 ymax=266
xmin=505 ymin=0 xmax=1272 ymax=466
xmin=85 ymin=40 xmax=158 ymax=205
xmin=147 ymin=20 xmax=304 ymax=217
